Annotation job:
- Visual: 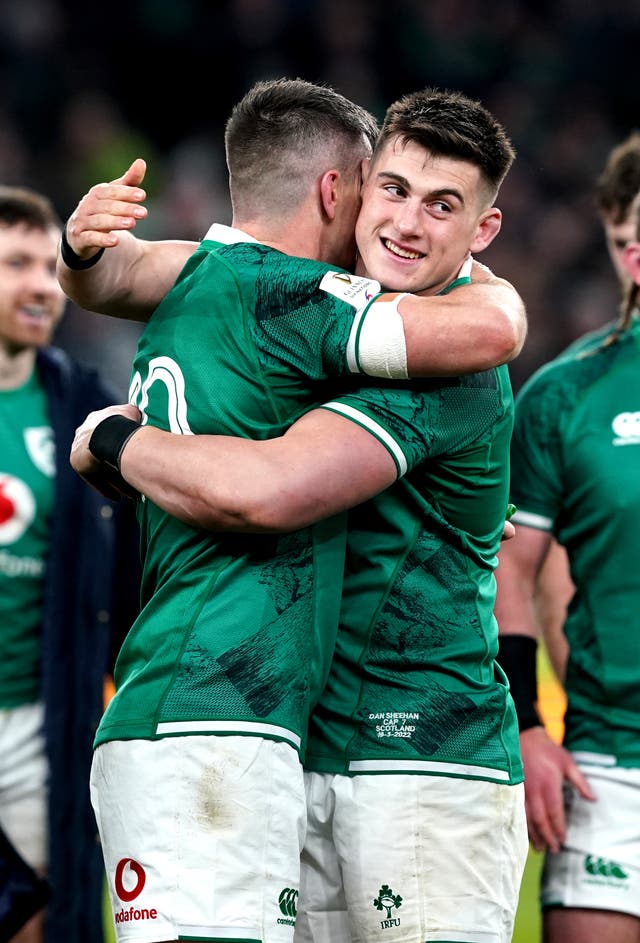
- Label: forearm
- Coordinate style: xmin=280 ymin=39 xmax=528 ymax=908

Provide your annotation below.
xmin=118 ymin=412 xmax=397 ymax=532
xmin=400 ymin=278 xmax=527 ymax=376
xmin=495 ymin=566 xmax=540 ymax=641
xmin=120 ymin=427 xmax=294 ymax=531
xmin=535 ymin=539 xmax=573 ymax=682
xmin=57 ymin=233 xmax=196 ymax=322
xmin=495 ymin=527 xmax=555 ymax=730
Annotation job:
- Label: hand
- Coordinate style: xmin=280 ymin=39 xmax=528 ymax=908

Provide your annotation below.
xmin=520 ymin=726 xmax=596 ymax=853
xmin=64 ymin=159 xmax=148 ymax=261
xmin=71 ymin=403 xmax=142 ymax=500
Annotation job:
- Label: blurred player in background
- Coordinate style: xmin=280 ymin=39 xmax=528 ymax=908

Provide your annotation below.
xmin=0 ymin=186 xmax=140 ymax=943
xmin=495 ymin=133 xmax=640 ymax=943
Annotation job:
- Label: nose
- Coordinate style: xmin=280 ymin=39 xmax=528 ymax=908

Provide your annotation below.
xmin=28 ymin=264 xmax=60 ymax=298
xmin=393 ymin=200 xmax=423 ymax=238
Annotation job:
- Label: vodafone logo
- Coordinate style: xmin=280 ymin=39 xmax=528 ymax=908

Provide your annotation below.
xmin=115 ymin=858 xmax=146 ymax=902
xmin=113 ymin=859 xmax=158 ymax=926
xmin=0 ymin=475 xmax=35 ymax=545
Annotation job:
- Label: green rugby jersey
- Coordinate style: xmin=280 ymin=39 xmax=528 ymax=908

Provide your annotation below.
xmin=305 ymin=365 xmax=523 ymax=785
xmin=0 ymin=371 xmax=54 ymax=706
xmin=97 ymin=225 xmax=391 ymax=753
xmin=508 ymin=315 xmax=640 ymax=768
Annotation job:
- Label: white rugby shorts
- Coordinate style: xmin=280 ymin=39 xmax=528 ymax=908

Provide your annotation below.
xmin=295 ymin=771 xmax=528 ymax=943
xmin=91 ymin=735 xmax=307 ymax=943
xmin=0 ymin=702 xmax=48 ymax=871
xmin=541 ymin=760 xmax=640 ymax=918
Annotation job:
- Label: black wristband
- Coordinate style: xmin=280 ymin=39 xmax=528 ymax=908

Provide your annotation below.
xmin=89 ymin=415 xmax=142 ymax=471
xmin=497 ymin=634 xmax=543 ymax=732
xmin=60 ymin=227 xmax=105 ymax=270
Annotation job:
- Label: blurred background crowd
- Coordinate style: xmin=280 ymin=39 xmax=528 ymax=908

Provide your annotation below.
xmin=1 ymin=0 xmax=638 ymax=393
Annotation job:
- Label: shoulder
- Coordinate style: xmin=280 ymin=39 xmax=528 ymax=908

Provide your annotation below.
xmin=517 ymin=333 xmax=614 ymax=408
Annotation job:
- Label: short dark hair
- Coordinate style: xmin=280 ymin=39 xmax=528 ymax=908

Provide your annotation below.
xmin=0 ymin=186 xmax=61 ymax=231
xmin=376 ymin=87 xmax=515 ymax=201
xmin=224 ymin=77 xmax=379 ymax=219
xmin=595 ymin=131 xmax=640 ymax=224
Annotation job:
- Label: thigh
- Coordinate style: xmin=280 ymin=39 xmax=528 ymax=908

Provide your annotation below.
xmin=91 ymin=735 xmax=307 ymax=943
xmin=541 ymin=764 xmax=640 ymax=919
xmin=544 ymin=907 xmax=640 ymax=943
xmin=0 ymin=704 xmax=48 ymax=871
xmin=332 ymin=774 xmax=528 ymax=943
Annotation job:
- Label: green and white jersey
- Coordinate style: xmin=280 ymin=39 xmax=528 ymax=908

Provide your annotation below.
xmin=97 ymin=224 xmax=391 ymax=754
xmin=0 ymin=370 xmax=55 ymax=706
xmin=508 ymin=315 xmax=640 ymax=768
xmin=305 ymin=365 xmax=523 ymax=785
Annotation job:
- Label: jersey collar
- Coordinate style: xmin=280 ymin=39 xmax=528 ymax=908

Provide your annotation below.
xmin=202 ymin=223 xmax=259 ymax=245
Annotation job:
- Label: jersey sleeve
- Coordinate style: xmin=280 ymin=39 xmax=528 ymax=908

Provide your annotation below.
xmin=318 ymin=370 xmax=509 ymax=478
xmin=509 ymin=366 xmax=567 ymax=532
xmin=251 ymin=255 xmax=383 ymax=380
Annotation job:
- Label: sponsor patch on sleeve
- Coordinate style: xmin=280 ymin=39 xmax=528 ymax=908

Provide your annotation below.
xmin=319 ymin=271 xmax=380 ymax=310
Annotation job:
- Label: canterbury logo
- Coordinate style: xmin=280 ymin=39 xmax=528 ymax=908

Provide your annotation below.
xmin=115 ymin=858 xmax=146 ymax=902
xmin=332 ymin=273 xmax=353 ymax=284
xmin=612 ymin=411 xmax=640 ymax=443
xmin=584 ymin=855 xmax=628 ymax=880
xmin=278 ymin=887 xmax=298 ymax=917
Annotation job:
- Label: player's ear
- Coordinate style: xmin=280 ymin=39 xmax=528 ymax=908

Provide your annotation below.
xmin=360 ymin=156 xmax=371 ymax=189
xmin=622 ymin=240 xmax=640 ymax=285
xmin=470 ymin=207 xmax=502 ymax=253
xmin=320 ymin=170 xmax=339 ymax=221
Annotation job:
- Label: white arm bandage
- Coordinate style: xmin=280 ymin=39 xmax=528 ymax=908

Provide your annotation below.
xmin=355 ymin=294 xmax=410 ymax=379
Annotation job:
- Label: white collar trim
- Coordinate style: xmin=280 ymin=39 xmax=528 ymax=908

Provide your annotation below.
xmin=202 ymin=223 xmax=259 ymax=245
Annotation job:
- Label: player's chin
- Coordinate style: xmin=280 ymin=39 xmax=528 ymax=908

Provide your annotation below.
xmin=381 ymin=263 xmax=428 ymax=295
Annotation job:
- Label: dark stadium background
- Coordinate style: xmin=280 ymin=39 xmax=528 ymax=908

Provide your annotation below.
xmin=2 ymin=2 xmax=636 ymax=939
xmin=1 ymin=0 xmax=637 ymax=396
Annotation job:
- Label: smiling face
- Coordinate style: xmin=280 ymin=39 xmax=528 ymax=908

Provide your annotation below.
xmin=0 ymin=222 xmax=66 ymax=355
xmin=355 ymin=135 xmax=502 ymax=294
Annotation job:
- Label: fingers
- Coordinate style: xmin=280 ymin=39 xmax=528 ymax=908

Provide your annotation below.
xmin=70 ymin=405 xmax=142 ymax=474
xmin=116 ymin=157 xmax=147 ymax=187
xmin=520 ymin=728 xmax=569 ymax=853
xmin=65 ymin=159 xmax=149 ymax=257
xmin=525 ymin=779 xmax=565 ymax=853
xmin=72 ymin=405 xmax=143 ymax=501
xmin=565 ymin=761 xmax=597 ymax=801
xmin=521 ymin=731 xmax=597 ymax=854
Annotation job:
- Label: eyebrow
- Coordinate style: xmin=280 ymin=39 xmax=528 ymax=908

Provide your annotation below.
xmin=375 ymin=171 xmax=465 ymax=206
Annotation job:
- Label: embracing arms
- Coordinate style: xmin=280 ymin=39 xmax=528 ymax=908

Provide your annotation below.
xmin=58 ymin=159 xmax=526 ymax=366
xmin=71 ymin=404 xmax=398 ymax=533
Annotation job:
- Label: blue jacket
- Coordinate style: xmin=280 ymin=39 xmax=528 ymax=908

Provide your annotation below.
xmin=37 ymin=347 xmax=140 ymax=943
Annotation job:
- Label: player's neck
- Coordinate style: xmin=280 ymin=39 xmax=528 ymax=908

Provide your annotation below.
xmin=233 ymin=208 xmax=324 ymax=263
xmin=0 ymin=343 xmax=37 ymax=390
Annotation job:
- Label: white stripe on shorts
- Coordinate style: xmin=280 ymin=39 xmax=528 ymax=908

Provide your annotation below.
xmin=348 ymin=758 xmax=511 ymax=781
